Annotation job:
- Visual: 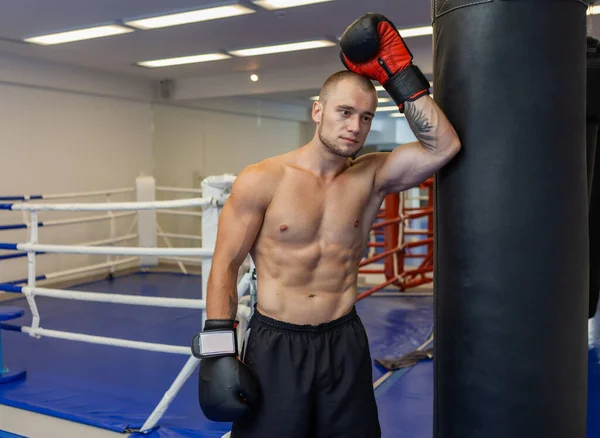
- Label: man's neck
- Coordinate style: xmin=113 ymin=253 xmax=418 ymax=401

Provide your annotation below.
xmin=296 ymin=140 xmax=351 ymax=180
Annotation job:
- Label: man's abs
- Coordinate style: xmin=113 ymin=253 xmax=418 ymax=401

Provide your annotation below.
xmin=246 ymin=154 xmax=386 ymax=325
xmin=252 ymin=240 xmax=361 ymax=325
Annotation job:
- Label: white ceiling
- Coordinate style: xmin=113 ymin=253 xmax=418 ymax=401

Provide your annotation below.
xmin=0 ymin=0 xmax=430 ymax=78
xmin=0 ymin=1 xmax=433 ymax=105
xmin=0 ymin=1 xmax=597 ymax=113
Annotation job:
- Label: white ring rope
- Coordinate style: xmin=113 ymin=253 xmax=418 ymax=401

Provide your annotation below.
xmin=141 ymin=356 xmax=199 ymax=432
xmin=20 ymin=326 xmax=191 ymax=355
xmin=0 ymin=175 xmax=241 ymax=433
xmin=156 ymin=186 xmax=203 ymax=194
xmin=13 ymin=243 xmax=214 ymax=257
xmin=8 ymin=197 xmax=219 ymax=212
xmin=25 ymin=286 xmax=205 ymax=309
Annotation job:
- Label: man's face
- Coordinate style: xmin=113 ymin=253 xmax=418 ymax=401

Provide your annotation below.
xmin=313 ymin=79 xmax=378 ymax=158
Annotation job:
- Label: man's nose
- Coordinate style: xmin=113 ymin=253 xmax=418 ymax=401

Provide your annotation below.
xmin=347 ymin=115 xmax=360 ymax=133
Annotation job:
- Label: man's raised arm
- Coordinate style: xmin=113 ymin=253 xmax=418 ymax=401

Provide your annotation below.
xmin=373 ymin=96 xmax=460 ymax=194
xmin=340 ymin=13 xmax=461 ymax=194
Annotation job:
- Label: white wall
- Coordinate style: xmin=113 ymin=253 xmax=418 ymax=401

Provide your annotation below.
xmin=0 ymin=53 xmax=155 ymax=103
xmin=0 ymin=57 xmax=155 ymax=284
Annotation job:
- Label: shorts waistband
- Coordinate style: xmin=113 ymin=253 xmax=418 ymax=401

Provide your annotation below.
xmin=251 ymin=306 xmax=358 ymax=333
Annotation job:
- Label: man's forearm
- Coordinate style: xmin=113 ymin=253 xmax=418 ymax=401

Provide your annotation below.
xmin=404 ymin=97 xmax=458 ymax=154
xmin=206 ymin=266 xmax=239 ymax=320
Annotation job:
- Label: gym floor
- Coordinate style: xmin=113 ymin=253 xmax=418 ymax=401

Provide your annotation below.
xmin=0 ymin=272 xmax=597 ymax=437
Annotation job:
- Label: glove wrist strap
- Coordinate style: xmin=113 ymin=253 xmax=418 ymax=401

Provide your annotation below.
xmin=204 ymin=319 xmax=237 ymax=331
xmin=384 ymin=64 xmax=431 ymax=111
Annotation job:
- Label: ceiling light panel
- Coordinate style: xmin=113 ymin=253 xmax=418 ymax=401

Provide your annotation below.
xmin=125 ymin=5 xmax=255 ymax=30
xmin=24 ymin=25 xmax=134 ymax=45
xmin=376 ymin=106 xmax=399 ymax=112
xmin=399 ymin=26 xmax=433 ymax=38
xmin=253 ymin=0 xmax=335 ymax=10
xmin=137 ymin=53 xmax=231 ymax=68
xmin=229 ymin=39 xmax=335 ymax=57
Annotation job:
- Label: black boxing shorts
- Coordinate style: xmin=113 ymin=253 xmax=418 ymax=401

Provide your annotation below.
xmin=231 ymin=306 xmax=381 ymax=438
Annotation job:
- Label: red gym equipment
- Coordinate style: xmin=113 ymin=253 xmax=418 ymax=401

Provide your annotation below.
xmin=358 ymin=177 xmax=434 ymax=300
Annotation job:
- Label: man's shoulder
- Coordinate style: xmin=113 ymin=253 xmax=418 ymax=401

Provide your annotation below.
xmin=231 ymin=157 xmax=284 ymax=203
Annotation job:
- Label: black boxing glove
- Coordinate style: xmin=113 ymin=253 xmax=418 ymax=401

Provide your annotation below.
xmin=340 ymin=12 xmax=430 ymax=111
xmin=191 ymin=319 xmax=260 ymax=422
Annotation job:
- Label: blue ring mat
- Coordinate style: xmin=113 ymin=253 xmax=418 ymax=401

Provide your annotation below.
xmin=0 ymin=431 xmax=27 ymax=438
xmin=0 ymin=272 xmax=434 ymax=438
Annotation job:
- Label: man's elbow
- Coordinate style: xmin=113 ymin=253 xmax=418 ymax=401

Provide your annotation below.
xmin=445 ymin=135 xmax=462 ymax=159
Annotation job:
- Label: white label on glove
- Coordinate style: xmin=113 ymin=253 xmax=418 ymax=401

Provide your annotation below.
xmin=200 ymin=331 xmax=236 ymax=356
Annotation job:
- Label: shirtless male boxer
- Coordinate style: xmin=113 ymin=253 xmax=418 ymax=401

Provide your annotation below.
xmin=191 ymin=13 xmax=461 ymax=437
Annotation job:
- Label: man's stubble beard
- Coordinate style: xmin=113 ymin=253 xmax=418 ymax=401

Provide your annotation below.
xmin=318 ymin=123 xmax=360 ymax=158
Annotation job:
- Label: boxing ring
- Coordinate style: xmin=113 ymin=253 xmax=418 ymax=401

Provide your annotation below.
xmin=359 ymin=177 xmax=434 ymax=300
xmin=0 ymin=174 xmax=436 ymax=437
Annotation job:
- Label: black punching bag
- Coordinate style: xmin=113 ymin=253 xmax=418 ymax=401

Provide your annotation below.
xmin=432 ymin=1 xmax=589 ymax=437
xmin=588 ymin=36 xmax=600 ymax=318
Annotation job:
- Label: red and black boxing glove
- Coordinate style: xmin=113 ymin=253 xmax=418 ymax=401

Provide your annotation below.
xmin=340 ymin=13 xmax=430 ymax=112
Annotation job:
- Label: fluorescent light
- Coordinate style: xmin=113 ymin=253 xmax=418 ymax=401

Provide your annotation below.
xmin=588 ymin=5 xmax=600 ymax=15
xmin=253 ymin=0 xmax=334 ymax=10
xmin=125 ymin=5 xmax=255 ymax=30
xmin=137 ymin=53 xmax=231 ymax=68
xmin=399 ymin=26 xmax=433 ymax=38
xmin=230 ymin=39 xmax=335 ymax=57
xmin=389 ymin=113 xmax=405 ymax=118
xmin=310 ymin=95 xmax=319 ymax=100
xmin=24 ymin=25 xmax=133 ymax=45
xmin=376 ymin=106 xmax=399 ymax=112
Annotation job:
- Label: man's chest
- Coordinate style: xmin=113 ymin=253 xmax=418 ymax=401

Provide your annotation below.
xmin=259 ymin=176 xmax=382 ymax=246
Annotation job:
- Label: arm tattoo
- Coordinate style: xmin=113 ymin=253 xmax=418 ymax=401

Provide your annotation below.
xmin=404 ymin=100 xmax=438 ymax=153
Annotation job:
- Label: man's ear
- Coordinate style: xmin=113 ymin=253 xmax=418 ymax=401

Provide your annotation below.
xmin=312 ymin=100 xmax=323 ymax=123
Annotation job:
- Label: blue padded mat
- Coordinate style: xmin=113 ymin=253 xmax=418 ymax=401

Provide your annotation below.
xmin=356 ymin=294 xmax=433 ymax=382
xmin=0 ymin=272 xmax=433 ymax=437
xmin=0 ymin=431 xmax=27 ymax=438
xmin=376 ymin=362 xmax=433 ymax=438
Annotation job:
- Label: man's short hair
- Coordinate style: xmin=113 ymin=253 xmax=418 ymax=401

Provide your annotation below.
xmin=318 ymin=70 xmax=376 ymax=105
